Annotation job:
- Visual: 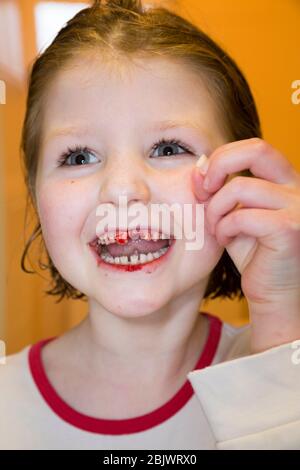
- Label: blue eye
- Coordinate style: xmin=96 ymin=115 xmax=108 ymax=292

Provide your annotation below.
xmin=57 ymin=146 xmax=99 ymax=166
xmin=151 ymin=138 xmax=194 ymax=158
xmin=57 ymin=138 xmax=194 ymax=167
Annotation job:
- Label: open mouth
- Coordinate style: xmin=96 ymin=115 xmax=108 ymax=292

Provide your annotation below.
xmin=88 ymin=228 xmax=176 ymax=271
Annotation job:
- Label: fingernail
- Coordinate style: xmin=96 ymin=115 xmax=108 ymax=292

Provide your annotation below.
xmin=196 ymin=153 xmax=209 ymax=175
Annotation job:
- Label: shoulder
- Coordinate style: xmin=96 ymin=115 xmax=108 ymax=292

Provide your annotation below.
xmin=0 ymin=344 xmax=30 ymax=383
xmin=0 ymin=343 xmax=41 ymax=448
xmin=0 ymin=344 xmax=33 ymax=408
xmin=0 ymin=341 xmax=53 ymax=447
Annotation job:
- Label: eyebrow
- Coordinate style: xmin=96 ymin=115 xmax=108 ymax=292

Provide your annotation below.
xmin=44 ymin=119 xmax=204 ymax=144
xmin=43 ymin=125 xmax=89 ymax=144
xmin=149 ymin=119 xmax=204 ymax=131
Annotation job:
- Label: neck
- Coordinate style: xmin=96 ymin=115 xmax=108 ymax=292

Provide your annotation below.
xmin=65 ymin=286 xmax=208 ymax=389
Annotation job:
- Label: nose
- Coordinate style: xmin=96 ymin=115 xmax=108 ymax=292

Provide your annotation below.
xmin=99 ymin=156 xmax=151 ymax=208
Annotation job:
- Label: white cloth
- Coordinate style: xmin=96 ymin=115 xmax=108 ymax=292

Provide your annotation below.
xmin=0 ymin=312 xmax=299 ymax=450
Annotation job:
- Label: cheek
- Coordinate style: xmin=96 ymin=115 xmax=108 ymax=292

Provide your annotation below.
xmin=36 ymin=181 xmax=85 ymax=258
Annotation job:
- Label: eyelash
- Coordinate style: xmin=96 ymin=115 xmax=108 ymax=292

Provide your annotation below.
xmin=57 ymin=138 xmax=195 ymax=167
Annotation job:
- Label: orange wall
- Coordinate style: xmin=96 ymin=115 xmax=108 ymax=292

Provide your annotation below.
xmin=1 ymin=0 xmax=299 ymax=354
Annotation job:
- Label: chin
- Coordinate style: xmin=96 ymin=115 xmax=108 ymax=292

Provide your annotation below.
xmin=90 ymin=292 xmax=170 ymax=319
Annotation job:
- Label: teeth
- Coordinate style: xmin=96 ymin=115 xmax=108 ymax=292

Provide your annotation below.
xmin=99 ymin=246 xmax=169 ymax=265
xmin=151 ymin=231 xmax=160 ymax=241
xmin=105 ymin=254 xmax=115 ymax=263
xmin=97 ymin=229 xmax=171 ymax=245
xmin=141 ymin=232 xmax=152 ymax=241
xmin=128 ymin=229 xmax=140 ymax=241
xmin=130 ymin=254 xmax=139 ymax=264
xmin=139 ymin=253 xmax=147 ymax=263
xmin=97 ymin=233 xmax=116 ymax=245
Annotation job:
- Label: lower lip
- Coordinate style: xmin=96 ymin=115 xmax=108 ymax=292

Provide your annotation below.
xmin=88 ymin=239 xmax=176 ymax=273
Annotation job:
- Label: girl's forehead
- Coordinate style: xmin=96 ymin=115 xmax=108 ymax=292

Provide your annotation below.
xmin=43 ymin=57 xmax=219 ymax=130
xmin=39 ymin=56 xmax=228 ymax=150
xmin=48 ymin=54 xmax=211 ymax=99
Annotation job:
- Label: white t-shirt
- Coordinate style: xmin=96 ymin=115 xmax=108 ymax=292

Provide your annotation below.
xmin=0 ymin=312 xmax=299 ymax=450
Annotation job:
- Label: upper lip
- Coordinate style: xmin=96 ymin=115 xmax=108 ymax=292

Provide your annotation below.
xmin=88 ymin=226 xmax=174 ymax=245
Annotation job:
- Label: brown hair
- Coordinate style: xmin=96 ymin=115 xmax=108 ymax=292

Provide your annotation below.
xmin=20 ymin=0 xmax=261 ymax=303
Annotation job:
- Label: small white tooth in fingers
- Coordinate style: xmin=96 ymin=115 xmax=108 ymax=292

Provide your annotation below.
xmin=196 ymin=153 xmax=209 ymax=175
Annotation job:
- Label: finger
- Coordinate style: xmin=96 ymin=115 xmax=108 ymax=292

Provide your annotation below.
xmin=215 ymin=207 xmax=300 ymax=248
xmin=203 ymin=138 xmax=298 ymax=194
xmin=206 ymin=176 xmax=292 ymax=235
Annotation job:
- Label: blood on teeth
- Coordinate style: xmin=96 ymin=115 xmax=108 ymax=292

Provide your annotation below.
xmin=96 ymin=229 xmax=170 ymax=246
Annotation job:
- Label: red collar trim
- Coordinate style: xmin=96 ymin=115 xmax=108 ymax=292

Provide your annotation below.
xmin=28 ymin=312 xmax=222 ymax=435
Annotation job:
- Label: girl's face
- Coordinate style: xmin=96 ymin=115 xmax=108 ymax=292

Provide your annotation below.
xmin=36 ymin=55 xmax=227 ymax=317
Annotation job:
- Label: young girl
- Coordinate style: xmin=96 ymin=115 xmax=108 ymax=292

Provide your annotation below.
xmin=1 ymin=0 xmax=300 ymax=450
